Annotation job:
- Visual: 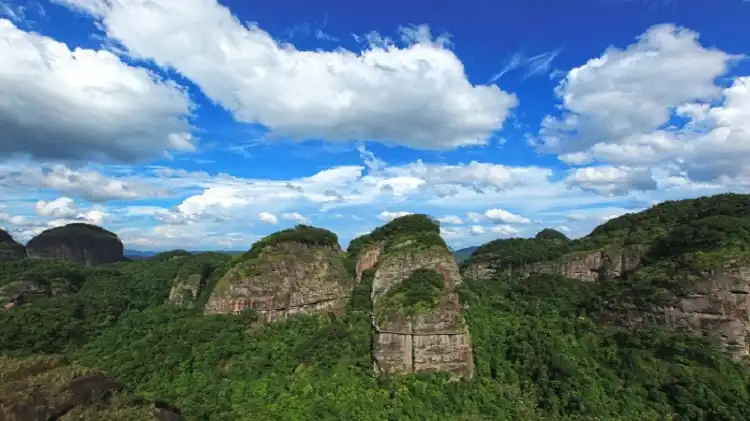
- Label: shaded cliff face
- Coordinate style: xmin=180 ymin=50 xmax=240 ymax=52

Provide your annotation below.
xmin=0 ymin=260 xmax=86 ymax=311
xmin=26 ymin=223 xmax=124 ymax=266
xmin=0 ymin=355 xmax=186 ymax=421
xmin=351 ymin=214 xmax=474 ymax=379
xmin=167 ymin=252 xmax=232 ymax=308
xmin=0 ymin=229 xmax=26 ymax=262
xmin=205 ymin=226 xmax=352 ymax=323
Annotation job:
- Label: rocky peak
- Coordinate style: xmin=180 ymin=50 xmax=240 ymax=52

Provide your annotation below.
xmin=349 ymin=214 xmax=474 ymax=379
xmin=26 ymin=223 xmax=124 ymax=266
xmin=204 ymin=225 xmax=352 ymax=323
xmin=0 ymin=228 xmax=26 ymax=262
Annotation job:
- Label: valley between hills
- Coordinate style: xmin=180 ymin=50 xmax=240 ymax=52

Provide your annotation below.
xmin=2 ymin=192 xmax=750 ymax=421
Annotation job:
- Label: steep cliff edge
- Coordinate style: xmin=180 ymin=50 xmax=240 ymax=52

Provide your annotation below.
xmin=204 ymin=225 xmax=352 ymax=322
xmin=462 ymin=193 xmax=750 ymax=360
xmin=349 ymin=214 xmax=473 ymax=378
xmin=26 ymin=223 xmax=124 ymax=266
xmin=0 ymin=228 xmax=26 ymax=262
xmin=167 ymin=252 xmax=232 ymax=308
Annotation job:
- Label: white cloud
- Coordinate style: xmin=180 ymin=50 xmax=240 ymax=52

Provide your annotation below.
xmin=282 ymin=212 xmax=310 ymax=224
xmin=0 ymin=163 xmax=169 ymax=202
xmin=566 ymin=213 xmax=587 ymax=222
xmin=484 ymin=208 xmax=531 ymax=224
xmin=437 ymin=215 xmax=463 ymax=224
xmin=490 ymin=224 xmax=520 ymax=236
xmin=0 ymin=212 xmax=26 ymax=225
xmin=466 ymin=212 xmax=483 ymax=223
xmin=564 ymin=166 xmax=657 ymax=196
xmin=57 ymin=0 xmax=518 ymax=150
xmin=0 ymin=19 xmax=194 ymax=162
xmin=535 ymin=23 xmax=750 ymax=191
xmin=378 ymin=211 xmax=412 ymax=222
xmin=35 ymin=197 xmax=78 ymax=218
xmin=469 ymin=225 xmax=485 ymax=235
xmin=257 ymin=212 xmax=279 ymax=225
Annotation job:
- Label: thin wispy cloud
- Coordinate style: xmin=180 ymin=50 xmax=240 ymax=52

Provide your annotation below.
xmin=489 ymin=49 xmax=562 ymax=82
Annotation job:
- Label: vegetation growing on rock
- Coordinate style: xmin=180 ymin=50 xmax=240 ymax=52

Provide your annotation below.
xmin=347 ymin=214 xmax=443 ymax=259
xmin=26 ymin=223 xmax=124 ymax=266
xmin=242 ymin=224 xmax=341 ymax=261
xmin=376 ymin=268 xmax=444 ymax=317
xmin=3 ymin=194 xmax=750 ymax=420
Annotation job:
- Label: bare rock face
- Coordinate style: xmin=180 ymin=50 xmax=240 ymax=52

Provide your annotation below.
xmin=463 ymin=245 xmax=646 ymax=283
xmin=352 ymin=215 xmax=474 ymax=379
xmin=169 ymin=273 xmax=204 ymax=307
xmin=26 ymin=223 xmax=124 ymax=266
xmin=204 ymin=226 xmax=352 ymax=323
xmin=525 ymin=245 xmax=645 ymax=282
xmin=0 ymin=228 xmax=26 ymax=262
xmin=623 ymin=265 xmax=750 ymax=360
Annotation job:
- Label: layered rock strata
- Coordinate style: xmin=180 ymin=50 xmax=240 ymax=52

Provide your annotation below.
xmin=354 ymin=216 xmax=474 ymax=379
xmin=204 ymin=234 xmax=351 ymax=323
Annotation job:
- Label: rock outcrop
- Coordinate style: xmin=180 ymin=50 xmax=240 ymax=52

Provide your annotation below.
xmin=26 ymin=223 xmax=124 ymax=266
xmin=204 ymin=225 xmax=352 ymax=323
xmin=462 ymin=242 xmax=646 ymax=283
xmin=350 ymin=215 xmax=474 ymax=379
xmin=168 ymin=252 xmax=232 ymax=308
xmin=0 ymin=261 xmax=86 ymax=311
xmin=0 ymin=228 xmax=26 ymax=262
xmin=0 ymin=355 xmax=186 ymax=421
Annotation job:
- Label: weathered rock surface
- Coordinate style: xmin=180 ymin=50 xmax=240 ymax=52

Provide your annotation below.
xmin=0 ymin=280 xmax=51 ymax=311
xmin=0 ymin=355 xmax=186 ymax=421
xmin=622 ymin=265 xmax=750 ymax=360
xmin=26 ymin=223 xmax=124 ymax=266
xmin=354 ymin=215 xmax=474 ymax=379
xmin=204 ymin=229 xmax=352 ymax=323
xmin=0 ymin=228 xmax=26 ymax=262
xmin=169 ymin=273 xmax=204 ymax=307
xmin=463 ymin=245 xmax=645 ymax=283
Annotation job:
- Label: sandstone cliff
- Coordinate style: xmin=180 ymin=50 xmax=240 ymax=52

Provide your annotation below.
xmin=350 ymin=214 xmax=474 ymax=379
xmin=0 ymin=228 xmax=26 ymax=262
xmin=167 ymin=252 xmax=232 ymax=308
xmin=26 ymin=223 xmax=124 ymax=266
xmin=461 ymin=194 xmax=750 ymax=361
xmin=204 ymin=225 xmax=352 ymax=323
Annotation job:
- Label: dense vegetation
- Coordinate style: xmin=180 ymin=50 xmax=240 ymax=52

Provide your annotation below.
xmin=3 ymin=194 xmax=750 ymax=420
xmin=466 ymin=229 xmax=571 ymax=269
xmin=27 ymin=222 xmax=119 ymax=242
xmin=347 ymin=214 xmax=443 ymax=259
xmin=242 ymin=224 xmax=340 ymax=261
xmin=377 ymin=268 xmax=444 ymax=317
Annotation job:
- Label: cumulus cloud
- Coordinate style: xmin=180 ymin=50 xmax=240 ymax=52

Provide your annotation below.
xmin=490 ymin=224 xmax=520 ymax=236
xmin=535 ymin=23 xmax=750 ymax=190
xmin=564 ymin=166 xmax=657 ymax=196
xmin=469 ymin=225 xmax=485 ymax=235
xmin=0 ymin=163 xmax=169 ymax=202
xmin=484 ymin=208 xmax=531 ymax=224
xmin=282 ymin=212 xmax=310 ymax=224
xmin=437 ymin=215 xmax=463 ymax=224
xmin=0 ymin=19 xmax=194 ymax=162
xmin=57 ymin=0 xmax=517 ymax=150
xmin=378 ymin=211 xmax=412 ymax=222
xmin=35 ymin=197 xmax=78 ymax=218
xmin=257 ymin=212 xmax=279 ymax=224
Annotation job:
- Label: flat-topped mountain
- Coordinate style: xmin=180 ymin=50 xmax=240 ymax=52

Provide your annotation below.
xmin=26 ymin=223 xmax=124 ymax=266
xmin=204 ymin=225 xmax=352 ymax=322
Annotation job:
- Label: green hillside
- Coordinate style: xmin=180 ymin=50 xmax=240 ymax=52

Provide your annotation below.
xmin=2 ymin=194 xmax=750 ymax=420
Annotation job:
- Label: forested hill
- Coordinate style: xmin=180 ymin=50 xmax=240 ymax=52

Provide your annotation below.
xmin=2 ymin=193 xmax=750 ymax=420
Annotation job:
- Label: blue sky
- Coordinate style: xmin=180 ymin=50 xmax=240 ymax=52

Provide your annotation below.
xmin=1 ymin=0 xmax=749 ymax=251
